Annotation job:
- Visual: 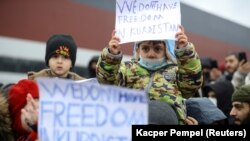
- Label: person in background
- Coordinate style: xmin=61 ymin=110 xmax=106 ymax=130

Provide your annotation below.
xmin=87 ymin=55 xmax=99 ymax=78
xmin=209 ymin=59 xmax=222 ymax=82
xmin=218 ymin=63 xmax=225 ymax=74
xmin=200 ymin=57 xmax=213 ymax=85
xmin=193 ymin=57 xmax=213 ymax=98
xmin=221 ymin=52 xmax=240 ymax=81
xmin=231 ymin=52 xmax=250 ymax=88
xmin=0 ymin=90 xmax=14 ymax=141
xmin=202 ymin=80 xmax=234 ymax=124
xmin=7 ymin=79 xmax=39 ymax=141
xmin=0 ymin=83 xmax=14 ymax=97
xmin=186 ymin=97 xmax=228 ymax=125
xmin=195 ymin=57 xmax=222 ymax=98
xmin=200 ymin=57 xmax=222 ymax=84
xmin=21 ymin=93 xmax=38 ymax=140
xmin=28 ymin=34 xmax=85 ymax=80
xmin=96 ymin=25 xmax=203 ymax=124
xmin=230 ymin=84 xmax=250 ymax=125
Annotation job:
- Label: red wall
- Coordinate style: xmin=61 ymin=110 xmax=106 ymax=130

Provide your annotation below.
xmin=0 ymin=0 xmax=249 ymax=63
xmin=187 ymin=32 xmax=250 ymax=63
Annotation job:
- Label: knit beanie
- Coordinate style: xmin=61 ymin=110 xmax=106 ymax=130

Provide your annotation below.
xmin=148 ymin=100 xmax=178 ymax=125
xmin=45 ymin=34 xmax=77 ymax=67
xmin=232 ymin=84 xmax=250 ymax=102
xmin=8 ymin=79 xmax=39 ymax=136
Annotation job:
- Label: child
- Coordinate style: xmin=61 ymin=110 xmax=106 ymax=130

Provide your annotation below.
xmin=28 ymin=34 xmax=85 ymax=80
xmin=96 ymin=26 xmax=203 ymax=124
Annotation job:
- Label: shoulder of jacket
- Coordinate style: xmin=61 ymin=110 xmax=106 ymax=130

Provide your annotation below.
xmin=27 ymin=69 xmax=50 ymax=80
xmin=68 ymin=72 xmax=86 ymax=80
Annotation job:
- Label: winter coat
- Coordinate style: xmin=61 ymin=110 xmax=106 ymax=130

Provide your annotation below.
xmin=203 ymin=80 xmax=234 ymax=124
xmin=96 ymin=43 xmax=203 ymax=124
xmin=27 ymin=69 xmax=85 ymax=80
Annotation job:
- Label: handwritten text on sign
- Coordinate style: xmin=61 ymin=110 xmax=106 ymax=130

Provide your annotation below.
xmin=37 ymin=78 xmax=148 ymax=141
xmin=116 ymin=0 xmax=181 ymax=43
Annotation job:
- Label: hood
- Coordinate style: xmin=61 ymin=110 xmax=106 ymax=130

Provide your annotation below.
xmin=203 ymin=80 xmax=234 ymax=117
xmin=186 ymin=97 xmax=227 ymax=125
xmin=148 ymin=100 xmax=178 ymax=125
xmin=133 ymin=40 xmax=177 ymax=64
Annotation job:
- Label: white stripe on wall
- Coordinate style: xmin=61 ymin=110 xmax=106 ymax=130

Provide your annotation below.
xmin=0 ymin=36 xmax=132 ymax=84
xmin=0 ymin=36 xmax=132 ymax=67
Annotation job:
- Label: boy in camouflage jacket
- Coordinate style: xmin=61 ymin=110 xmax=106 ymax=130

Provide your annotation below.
xmin=96 ymin=26 xmax=202 ymax=124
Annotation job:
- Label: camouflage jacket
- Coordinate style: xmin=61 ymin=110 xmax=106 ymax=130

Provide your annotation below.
xmin=96 ymin=43 xmax=203 ymax=124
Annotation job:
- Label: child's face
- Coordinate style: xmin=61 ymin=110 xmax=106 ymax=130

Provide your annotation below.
xmin=48 ymin=54 xmax=72 ymax=77
xmin=137 ymin=41 xmax=166 ymax=59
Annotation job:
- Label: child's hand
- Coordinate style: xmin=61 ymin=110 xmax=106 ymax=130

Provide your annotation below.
xmin=184 ymin=116 xmax=198 ymax=125
xmin=108 ymin=30 xmax=121 ymax=55
xmin=175 ymin=25 xmax=188 ymax=49
xmin=22 ymin=93 xmax=39 ymax=127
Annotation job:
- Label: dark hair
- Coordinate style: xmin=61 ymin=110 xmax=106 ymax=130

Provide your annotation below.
xmin=238 ymin=52 xmax=247 ymax=63
xmin=225 ymin=52 xmax=238 ymax=59
xmin=211 ymin=59 xmax=218 ymax=69
xmin=88 ymin=56 xmax=99 ymax=78
xmin=0 ymin=83 xmax=14 ymax=98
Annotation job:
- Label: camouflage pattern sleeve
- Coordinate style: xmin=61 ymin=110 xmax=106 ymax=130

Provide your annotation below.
xmin=96 ymin=47 xmax=123 ymax=85
xmin=175 ymin=43 xmax=203 ymax=99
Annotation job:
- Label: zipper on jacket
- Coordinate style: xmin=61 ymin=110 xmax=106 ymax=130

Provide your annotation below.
xmin=144 ymin=72 xmax=155 ymax=97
